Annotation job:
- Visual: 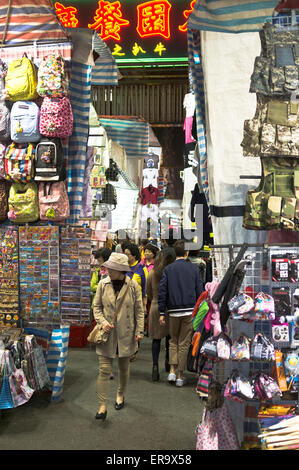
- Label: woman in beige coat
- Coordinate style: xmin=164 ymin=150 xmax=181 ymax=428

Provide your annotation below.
xmin=93 ymin=253 xmax=144 ymax=420
xmin=146 ymin=247 xmax=176 ymax=382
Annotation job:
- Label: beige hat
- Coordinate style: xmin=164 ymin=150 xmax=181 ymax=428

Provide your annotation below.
xmin=102 ymin=253 xmax=131 ymax=272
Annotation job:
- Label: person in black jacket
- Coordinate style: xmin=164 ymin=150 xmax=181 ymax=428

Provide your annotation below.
xmin=159 ymin=240 xmax=203 ymax=386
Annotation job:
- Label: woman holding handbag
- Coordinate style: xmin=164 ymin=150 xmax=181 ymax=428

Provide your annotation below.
xmin=93 ymin=253 xmax=144 ymax=420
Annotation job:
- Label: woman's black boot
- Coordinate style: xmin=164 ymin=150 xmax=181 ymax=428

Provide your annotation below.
xmin=152 ymin=364 xmax=160 ymax=381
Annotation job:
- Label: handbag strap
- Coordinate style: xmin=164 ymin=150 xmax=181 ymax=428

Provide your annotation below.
xmin=112 ymin=279 xmax=131 ymax=325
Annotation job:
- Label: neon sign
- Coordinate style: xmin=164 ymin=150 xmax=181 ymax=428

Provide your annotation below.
xmin=88 ymin=1 xmax=130 ymax=41
xmin=136 ymin=0 xmax=172 ymax=40
xmin=53 ymin=0 xmax=193 ymax=64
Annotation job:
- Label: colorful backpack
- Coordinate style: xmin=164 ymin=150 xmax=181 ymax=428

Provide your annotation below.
xmin=0 ymin=101 xmax=10 ymax=140
xmin=38 ymin=182 xmax=70 ymax=221
xmin=39 ymin=96 xmax=73 ymax=138
xmin=5 ymin=55 xmax=38 ymax=102
xmin=0 ymin=180 xmax=8 ymax=221
xmin=34 ymin=138 xmax=66 ymax=181
xmin=8 ymin=182 xmax=39 ymax=223
xmin=10 ymin=101 xmax=40 ymax=143
xmin=36 ymin=55 xmax=69 ymax=97
xmin=4 ymin=143 xmax=35 ymax=182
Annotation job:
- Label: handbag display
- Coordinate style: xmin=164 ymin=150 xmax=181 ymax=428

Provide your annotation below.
xmin=88 ymin=280 xmax=131 ymax=345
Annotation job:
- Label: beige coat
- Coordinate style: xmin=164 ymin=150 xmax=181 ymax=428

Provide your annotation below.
xmin=93 ymin=276 xmax=144 ymax=358
xmin=146 ymin=270 xmax=169 ymax=340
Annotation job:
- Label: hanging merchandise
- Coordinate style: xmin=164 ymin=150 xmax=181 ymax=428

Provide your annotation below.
xmin=90 ymin=164 xmax=106 ymax=189
xmin=10 ymin=101 xmax=41 ymax=143
xmin=4 ymin=55 xmax=38 ymax=102
xmin=0 ymin=179 xmax=8 ymax=221
xmin=141 ymin=185 xmax=159 ymax=205
xmin=143 ymin=167 xmax=159 ymax=187
xmin=8 ymin=182 xmax=39 ymax=223
xmin=251 ymin=333 xmax=275 ymax=361
xmin=144 ymin=152 xmax=159 ymax=169
xmin=0 ymin=227 xmax=19 ymax=327
xmin=254 ymin=292 xmax=275 ymax=320
xmin=4 ymin=142 xmax=35 ymax=183
xmin=231 ymin=334 xmax=251 ymax=361
xmin=0 ymin=59 xmax=8 ymax=101
xmin=0 ymin=143 xmax=6 ymax=178
xmin=39 ymin=96 xmax=73 ymax=138
xmin=249 ymin=23 xmax=299 ymax=97
xmin=105 ymin=159 xmax=119 ymax=181
xmin=0 ymin=100 xmax=10 ymax=140
xmin=253 ymin=372 xmax=282 ymax=400
xmin=60 ymin=227 xmax=91 ymax=325
xmin=36 ymin=55 xmax=69 ymax=98
xmin=38 ymin=182 xmax=70 ymax=221
xmin=101 ymin=183 xmax=117 ymax=209
xmin=34 ymin=138 xmax=66 ymax=182
xmin=243 ymin=157 xmax=299 ymax=232
xmin=19 ymin=226 xmax=60 ymax=325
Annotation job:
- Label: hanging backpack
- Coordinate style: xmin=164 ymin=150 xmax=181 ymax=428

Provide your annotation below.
xmin=8 ymin=182 xmax=39 ymax=223
xmin=10 ymin=101 xmax=40 ymax=143
xmin=39 ymin=96 xmax=73 ymax=138
xmin=5 ymin=55 xmax=38 ymax=102
xmin=0 ymin=101 xmax=10 ymax=140
xmin=37 ymin=55 xmax=69 ymax=98
xmin=101 ymin=183 xmax=117 ymax=208
xmin=34 ymin=138 xmax=66 ymax=181
xmin=4 ymin=143 xmax=35 ymax=183
xmin=0 ymin=180 xmax=8 ymax=221
xmin=38 ymin=182 xmax=70 ymax=221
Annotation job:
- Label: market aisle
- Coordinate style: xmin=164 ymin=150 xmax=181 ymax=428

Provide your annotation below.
xmin=0 ymin=337 xmax=203 ymax=450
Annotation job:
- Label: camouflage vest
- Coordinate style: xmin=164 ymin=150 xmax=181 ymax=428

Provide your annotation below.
xmin=250 ymin=23 xmax=299 ymax=96
xmin=243 ymin=157 xmax=299 ymax=231
xmin=241 ymin=94 xmax=299 ymax=157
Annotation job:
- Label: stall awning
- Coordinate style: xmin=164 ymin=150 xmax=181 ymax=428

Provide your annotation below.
xmin=99 ymin=116 xmax=149 ymax=160
xmin=0 ymin=0 xmax=69 ymax=45
xmin=91 ymin=33 xmax=120 ymax=86
xmin=187 ymin=0 xmax=278 ymax=34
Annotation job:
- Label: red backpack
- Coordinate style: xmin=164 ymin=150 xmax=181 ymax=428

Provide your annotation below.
xmin=39 ymin=96 xmax=73 ymax=138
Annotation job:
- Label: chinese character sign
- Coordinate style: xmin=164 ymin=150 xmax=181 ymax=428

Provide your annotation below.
xmin=136 ymin=0 xmax=172 ymax=40
xmin=55 ymin=2 xmax=79 ymax=28
xmin=53 ymin=0 xmax=191 ymax=62
xmin=88 ymin=0 xmax=130 ymax=41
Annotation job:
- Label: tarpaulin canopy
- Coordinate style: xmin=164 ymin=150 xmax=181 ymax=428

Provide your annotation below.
xmin=0 ymin=0 xmax=69 ymax=45
xmin=187 ymin=0 xmax=281 ymax=246
xmin=99 ymin=116 xmax=149 ymax=160
xmin=91 ymin=33 xmax=119 ymax=86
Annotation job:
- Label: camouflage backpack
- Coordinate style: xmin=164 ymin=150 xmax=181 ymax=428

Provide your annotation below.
xmin=250 ymin=23 xmax=299 ymax=96
xmin=243 ymin=157 xmax=299 ymax=231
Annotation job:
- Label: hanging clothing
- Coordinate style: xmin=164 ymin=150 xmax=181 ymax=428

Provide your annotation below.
xmin=141 ymin=185 xmax=159 ymax=205
xmin=143 ymin=168 xmax=159 ymax=187
xmin=144 ymin=153 xmax=159 ymax=169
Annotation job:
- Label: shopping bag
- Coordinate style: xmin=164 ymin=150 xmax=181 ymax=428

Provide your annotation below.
xmin=9 ymin=367 xmax=34 ymax=407
xmin=0 ymin=351 xmax=14 ymax=409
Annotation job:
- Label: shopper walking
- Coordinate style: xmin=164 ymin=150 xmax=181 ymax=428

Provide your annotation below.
xmin=93 ymin=253 xmax=144 ymax=420
xmin=159 ymin=240 xmax=204 ymax=386
xmin=90 ymin=248 xmax=111 ymax=309
xmin=141 ymin=241 xmax=160 ymax=273
xmin=146 ymin=247 xmax=176 ymax=381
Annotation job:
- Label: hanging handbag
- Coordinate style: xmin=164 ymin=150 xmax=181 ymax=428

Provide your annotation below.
xmin=88 ymin=280 xmax=131 ymax=345
xmin=0 ymin=351 xmax=14 ymax=409
xmin=200 ymin=335 xmax=219 ymax=359
xmin=216 ymin=332 xmax=232 ymax=360
xmin=24 ymin=336 xmax=50 ymax=391
xmin=7 ymin=350 xmax=34 ymax=407
xmin=231 ymin=334 xmax=251 ymax=361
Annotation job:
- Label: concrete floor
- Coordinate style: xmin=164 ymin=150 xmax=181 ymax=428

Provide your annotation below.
xmin=0 ymin=337 xmax=204 ymax=450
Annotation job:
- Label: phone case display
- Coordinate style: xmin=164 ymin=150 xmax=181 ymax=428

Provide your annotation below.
xmin=0 ymin=228 xmax=19 ymax=327
xmin=19 ymin=226 xmax=60 ymax=325
xmin=60 ymin=226 xmax=91 ymax=325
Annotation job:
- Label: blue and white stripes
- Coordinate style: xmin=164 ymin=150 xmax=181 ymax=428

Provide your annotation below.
xmin=91 ymin=34 xmax=119 ymax=86
xmin=46 ymin=325 xmax=70 ymax=403
xmin=187 ymin=0 xmax=277 ymax=34
xmin=99 ymin=117 xmax=149 ymax=160
xmin=67 ymin=61 xmax=92 ymax=224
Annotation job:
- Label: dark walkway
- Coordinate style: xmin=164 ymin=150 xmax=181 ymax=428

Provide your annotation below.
xmin=0 ymin=337 xmax=204 ymax=450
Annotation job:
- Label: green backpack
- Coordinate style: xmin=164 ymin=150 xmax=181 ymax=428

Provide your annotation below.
xmin=8 ymin=182 xmax=39 ymax=223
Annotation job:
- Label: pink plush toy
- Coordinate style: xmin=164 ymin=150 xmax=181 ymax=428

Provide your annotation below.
xmin=205 ymin=281 xmax=222 ymax=336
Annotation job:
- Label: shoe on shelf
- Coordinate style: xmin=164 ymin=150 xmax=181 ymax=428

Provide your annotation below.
xmin=176 ymin=377 xmax=187 ymax=387
xmin=165 ymin=359 xmax=170 ymax=373
xmin=95 ymin=410 xmax=107 ymax=420
xmin=167 ymin=372 xmax=176 ymax=383
xmin=152 ymin=364 xmax=160 ymax=382
xmin=115 ymin=398 xmax=125 ymax=410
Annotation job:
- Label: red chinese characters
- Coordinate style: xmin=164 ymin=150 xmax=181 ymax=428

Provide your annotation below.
xmin=178 ymin=0 xmax=195 ymax=32
xmin=88 ymin=0 xmax=130 ymax=41
xmin=136 ymin=0 xmax=172 ymax=40
xmin=54 ymin=2 xmax=79 ymax=28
